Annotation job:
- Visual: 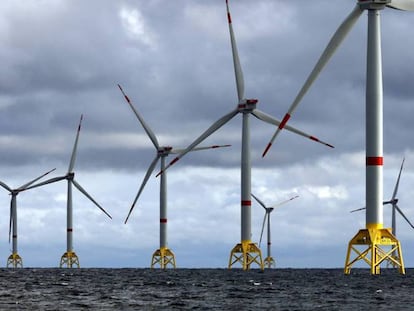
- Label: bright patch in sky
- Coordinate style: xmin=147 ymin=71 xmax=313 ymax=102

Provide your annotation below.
xmin=307 ymin=185 xmax=348 ymax=200
xmin=119 ymin=6 xmax=155 ymax=48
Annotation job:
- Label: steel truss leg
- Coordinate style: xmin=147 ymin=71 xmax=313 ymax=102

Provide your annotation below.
xmin=60 ymin=251 xmax=80 ymax=268
xmin=344 ymin=228 xmax=405 ymax=275
xmin=151 ymin=247 xmax=176 ymax=269
xmin=7 ymin=253 xmax=23 ymax=268
xmin=228 ymin=240 xmax=264 ymax=270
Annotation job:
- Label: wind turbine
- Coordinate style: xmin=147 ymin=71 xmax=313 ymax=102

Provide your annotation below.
xmin=383 ymin=158 xmax=414 ymax=235
xmin=118 ymin=84 xmax=230 ymax=269
xmin=0 ymin=168 xmax=55 ymax=268
xmin=261 ymin=0 xmax=414 ymax=274
xmin=383 ymin=158 xmax=414 ymax=268
xmin=25 ymin=115 xmax=112 ymax=268
xmin=158 ymin=0 xmax=333 ymax=270
xmin=252 ymin=193 xmax=298 ymax=268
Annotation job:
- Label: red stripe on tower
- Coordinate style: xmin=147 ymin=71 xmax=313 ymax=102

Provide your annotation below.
xmin=67 ymin=228 xmax=73 ymax=232
xmin=160 ymin=218 xmax=167 ymax=223
xmin=241 ymin=200 xmax=251 ymax=206
xmin=366 ymin=156 xmax=383 ymax=166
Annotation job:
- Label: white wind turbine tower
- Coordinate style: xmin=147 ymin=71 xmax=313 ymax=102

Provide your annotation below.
xmin=25 ymin=115 xmax=112 ymax=268
xmin=261 ymin=0 xmax=414 ymax=274
xmin=118 ymin=85 xmax=230 ymax=269
xmin=251 ymin=193 xmax=298 ymax=269
xmin=158 ymin=0 xmax=333 ymax=270
xmin=0 ymin=168 xmax=55 ymax=268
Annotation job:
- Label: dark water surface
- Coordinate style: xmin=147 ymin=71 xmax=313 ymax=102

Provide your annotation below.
xmin=0 ymin=268 xmax=412 ymax=310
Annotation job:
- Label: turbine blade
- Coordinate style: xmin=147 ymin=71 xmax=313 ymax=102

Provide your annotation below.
xmin=171 ymin=144 xmax=231 ymax=154
xmin=388 ymin=0 xmax=414 ymax=11
xmin=18 ymin=168 xmax=57 ymax=190
xmin=68 ymin=115 xmax=83 ymax=173
xmin=156 ymin=108 xmax=239 ymax=177
xmin=118 ymin=84 xmax=160 ymax=149
xmin=391 ymin=158 xmax=405 ymax=201
xmin=0 ymin=181 xmax=12 ymax=192
xmin=394 ymin=204 xmax=414 ymax=229
xmin=350 ymin=206 xmax=366 ymax=213
xmin=72 ymin=179 xmax=112 ymax=219
xmin=262 ymin=5 xmax=363 ymax=157
xmin=272 ymin=195 xmax=299 ymax=208
xmin=125 ymin=155 xmax=160 ymax=224
xmin=259 ymin=212 xmax=267 ymax=248
xmin=226 ymin=0 xmax=245 ymax=101
xmin=252 ymin=110 xmax=334 ymax=149
xmin=23 ymin=176 xmax=67 ymax=191
xmin=251 ymin=193 xmax=267 ymax=209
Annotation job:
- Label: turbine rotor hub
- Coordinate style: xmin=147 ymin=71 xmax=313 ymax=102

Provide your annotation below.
xmin=238 ymin=99 xmax=258 ymax=112
xmin=158 ymin=146 xmax=172 ymax=156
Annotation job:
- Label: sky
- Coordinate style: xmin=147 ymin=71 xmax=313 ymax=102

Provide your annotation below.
xmin=1 ymin=0 xmax=414 ymax=269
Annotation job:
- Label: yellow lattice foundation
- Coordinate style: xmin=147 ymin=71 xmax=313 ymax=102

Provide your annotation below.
xmin=7 ymin=253 xmax=23 ymax=268
xmin=60 ymin=251 xmax=80 ymax=268
xmin=151 ymin=247 xmax=176 ymax=269
xmin=228 ymin=240 xmax=264 ymax=270
xmin=344 ymin=228 xmax=405 ymax=275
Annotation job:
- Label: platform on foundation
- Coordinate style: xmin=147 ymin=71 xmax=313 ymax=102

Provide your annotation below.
xmin=151 ymin=247 xmax=176 ymax=269
xmin=228 ymin=241 xmax=264 ymax=270
xmin=60 ymin=251 xmax=80 ymax=268
xmin=344 ymin=228 xmax=405 ymax=275
xmin=7 ymin=253 xmax=23 ymax=268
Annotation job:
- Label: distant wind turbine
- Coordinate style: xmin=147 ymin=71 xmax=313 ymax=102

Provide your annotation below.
xmin=252 ymin=193 xmax=298 ymax=268
xmin=118 ymin=84 xmax=230 ymax=269
xmin=0 ymin=168 xmax=55 ymax=268
xmin=157 ymin=0 xmax=333 ymax=270
xmin=25 ymin=115 xmax=112 ymax=268
xmin=383 ymin=159 xmax=414 ymax=235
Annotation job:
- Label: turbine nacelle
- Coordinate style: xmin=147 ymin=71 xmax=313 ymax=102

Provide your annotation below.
xmin=384 ymin=198 xmax=399 ymax=205
xmin=358 ymin=0 xmax=390 ymax=10
xmin=238 ymin=99 xmax=258 ymax=112
xmin=158 ymin=146 xmax=173 ymax=156
xmin=67 ymin=172 xmax=75 ymax=181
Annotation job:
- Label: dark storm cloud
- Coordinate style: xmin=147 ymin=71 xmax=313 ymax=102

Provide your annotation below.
xmin=1 ymin=0 xmax=414 ymax=172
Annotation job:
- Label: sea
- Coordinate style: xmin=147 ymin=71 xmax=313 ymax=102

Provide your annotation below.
xmin=0 ymin=268 xmax=412 ymax=310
